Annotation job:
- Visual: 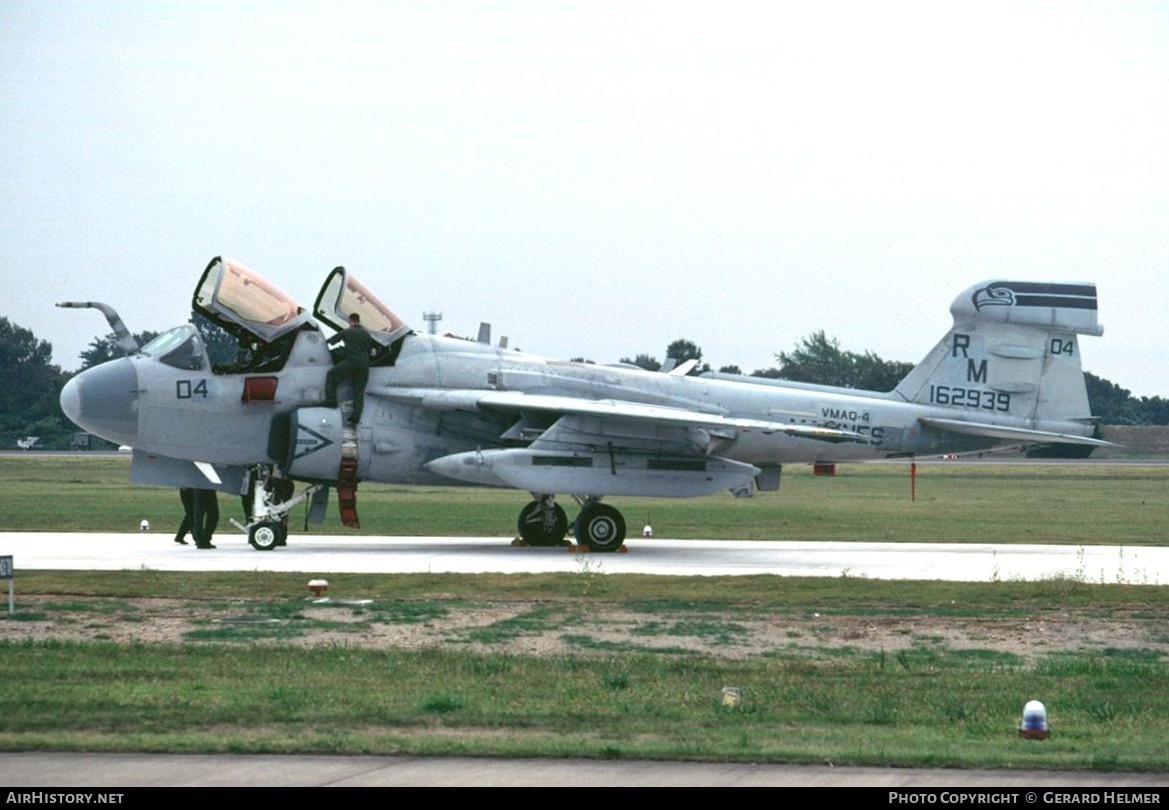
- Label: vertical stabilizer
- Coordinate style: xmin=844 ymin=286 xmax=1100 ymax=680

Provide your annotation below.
xmin=894 ymin=282 xmax=1102 ymax=428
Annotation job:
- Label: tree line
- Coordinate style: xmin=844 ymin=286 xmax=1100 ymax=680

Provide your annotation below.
xmin=0 ymin=315 xmax=232 ymax=450
xmin=2 ymin=315 xmax=1166 ymax=450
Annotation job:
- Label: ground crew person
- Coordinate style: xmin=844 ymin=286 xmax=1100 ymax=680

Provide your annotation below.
xmin=325 ymin=313 xmax=375 ymax=425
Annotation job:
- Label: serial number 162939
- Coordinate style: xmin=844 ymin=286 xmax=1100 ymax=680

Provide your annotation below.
xmin=929 ymin=385 xmax=1011 ymax=412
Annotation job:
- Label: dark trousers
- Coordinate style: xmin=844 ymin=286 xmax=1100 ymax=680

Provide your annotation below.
xmin=177 ymin=488 xmax=219 ymax=546
xmin=175 ymin=489 xmax=195 ymax=543
xmin=194 ymin=490 xmax=219 ymax=543
xmin=325 ymin=362 xmax=369 ymax=423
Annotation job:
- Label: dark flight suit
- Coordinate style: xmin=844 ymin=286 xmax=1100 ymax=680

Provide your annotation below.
xmin=174 ymin=488 xmax=195 ymax=545
xmin=192 ymin=489 xmax=219 ymax=548
xmin=176 ymin=488 xmax=218 ymax=548
xmin=325 ymin=324 xmax=375 ymax=425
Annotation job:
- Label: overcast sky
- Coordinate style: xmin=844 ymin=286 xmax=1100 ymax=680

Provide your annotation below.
xmin=3 ymin=1 xmax=1167 ymax=396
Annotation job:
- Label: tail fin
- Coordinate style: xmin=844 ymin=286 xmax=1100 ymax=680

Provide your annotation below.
xmin=894 ymin=281 xmax=1104 ymax=441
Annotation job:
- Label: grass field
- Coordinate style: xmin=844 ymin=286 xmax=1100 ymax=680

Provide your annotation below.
xmin=2 ymin=455 xmax=1167 ymax=545
xmin=1 ymin=456 xmax=1168 ymax=770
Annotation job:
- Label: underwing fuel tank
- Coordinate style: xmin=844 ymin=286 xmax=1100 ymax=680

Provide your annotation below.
xmin=425 ymin=449 xmax=759 ymax=497
xmin=273 ymin=407 xmax=348 ymax=481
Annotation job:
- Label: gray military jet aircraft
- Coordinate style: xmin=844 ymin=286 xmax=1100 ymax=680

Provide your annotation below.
xmin=59 ymin=257 xmax=1111 ymax=551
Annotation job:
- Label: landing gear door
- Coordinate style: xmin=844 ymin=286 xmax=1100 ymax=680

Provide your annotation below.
xmin=313 ymin=266 xmax=412 ymax=350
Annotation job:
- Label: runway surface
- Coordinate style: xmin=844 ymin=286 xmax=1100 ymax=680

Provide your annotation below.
xmin=2 ymin=531 xmax=1166 ymax=583
xmin=3 ymin=751 xmax=1167 ymax=788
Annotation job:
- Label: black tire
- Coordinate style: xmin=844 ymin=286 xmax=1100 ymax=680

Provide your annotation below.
xmin=574 ymin=503 xmax=626 ymax=552
xmin=248 ymin=521 xmax=286 ymax=551
xmin=517 ymin=500 xmax=569 ymax=546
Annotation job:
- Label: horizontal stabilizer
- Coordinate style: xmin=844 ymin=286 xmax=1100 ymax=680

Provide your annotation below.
xmin=919 ymin=417 xmax=1117 ymax=447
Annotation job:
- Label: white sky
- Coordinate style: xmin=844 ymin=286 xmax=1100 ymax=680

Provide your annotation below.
xmin=3 ymin=1 xmax=1167 ymax=396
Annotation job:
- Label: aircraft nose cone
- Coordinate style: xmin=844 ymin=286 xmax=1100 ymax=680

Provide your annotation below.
xmin=60 ymin=358 xmax=139 ymax=447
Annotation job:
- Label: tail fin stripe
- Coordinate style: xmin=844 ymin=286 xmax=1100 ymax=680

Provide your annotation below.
xmin=1012 ymin=294 xmax=1097 ymax=311
xmin=972 ymin=282 xmax=1097 ymax=313
xmin=998 ymin=282 xmax=1096 ymax=297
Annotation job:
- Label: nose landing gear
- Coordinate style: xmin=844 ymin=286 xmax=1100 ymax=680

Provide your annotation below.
xmin=234 ymin=466 xmax=322 ymax=551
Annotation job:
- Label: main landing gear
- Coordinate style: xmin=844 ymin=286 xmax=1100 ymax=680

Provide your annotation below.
xmin=516 ymin=495 xmax=628 ymax=552
xmin=517 ymin=496 xmax=568 ymax=546
xmin=574 ymin=499 xmax=626 ymax=552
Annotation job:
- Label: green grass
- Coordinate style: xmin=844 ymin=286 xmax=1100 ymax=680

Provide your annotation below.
xmin=1 ymin=634 xmax=1167 ymax=769
xmin=0 ymin=570 xmax=1167 ymax=768
xmin=11 ymin=568 xmax=1169 ymax=609
xmin=3 ymin=455 xmax=1169 ymax=545
xmin=2 ymin=457 xmax=1169 ymax=769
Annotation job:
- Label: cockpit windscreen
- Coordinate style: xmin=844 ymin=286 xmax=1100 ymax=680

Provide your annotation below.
xmin=140 ymin=325 xmax=207 ymax=371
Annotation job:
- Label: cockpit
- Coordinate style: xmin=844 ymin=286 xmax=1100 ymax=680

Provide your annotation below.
xmin=192 ymin=257 xmax=318 ymax=375
xmin=191 ymin=257 xmax=413 ymax=375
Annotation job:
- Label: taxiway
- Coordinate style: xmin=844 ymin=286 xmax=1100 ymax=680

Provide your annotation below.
xmin=1 ymin=532 xmax=1165 ymax=583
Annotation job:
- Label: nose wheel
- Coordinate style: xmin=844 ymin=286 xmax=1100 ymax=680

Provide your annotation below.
xmin=248 ymin=520 xmax=287 ymax=551
xmin=235 ymin=466 xmax=317 ymax=550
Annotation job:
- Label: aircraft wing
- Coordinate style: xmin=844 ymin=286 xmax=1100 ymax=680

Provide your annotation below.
xmin=918 ymin=417 xmax=1117 ymax=447
xmin=382 ymin=387 xmax=866 ymax=443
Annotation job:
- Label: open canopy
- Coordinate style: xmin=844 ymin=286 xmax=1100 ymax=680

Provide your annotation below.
xmin=313 ymin=266 xmax=412 ymax=348
xmin=193 ymin=257 xmax=315 ymax=344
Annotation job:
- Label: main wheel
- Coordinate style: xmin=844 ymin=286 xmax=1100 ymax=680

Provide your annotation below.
xmin=248 ymin=521 xmax=286 ymax=551
xmin=574 ymin=503 xmax=626 ymax=552
xmin=517 ymin=500 xmax=569 ymax=546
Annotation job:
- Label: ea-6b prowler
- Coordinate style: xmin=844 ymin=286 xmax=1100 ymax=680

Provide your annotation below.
xmin=59 ymin=257 xmax=1111 ymax=551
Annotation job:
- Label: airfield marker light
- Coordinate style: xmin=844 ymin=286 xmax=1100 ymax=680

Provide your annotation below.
xmin=721 ymin=687 xmax=741 ymax=709
xmin=643 ymin=524 xmax=653 ymax=538
xmin=139 ymin=519 xmax=150 ymax=532
xmin=307 ymin=578 xmax=329 ymax=598
xmin=1019 ymin=699 xmax=1050 ymax=739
